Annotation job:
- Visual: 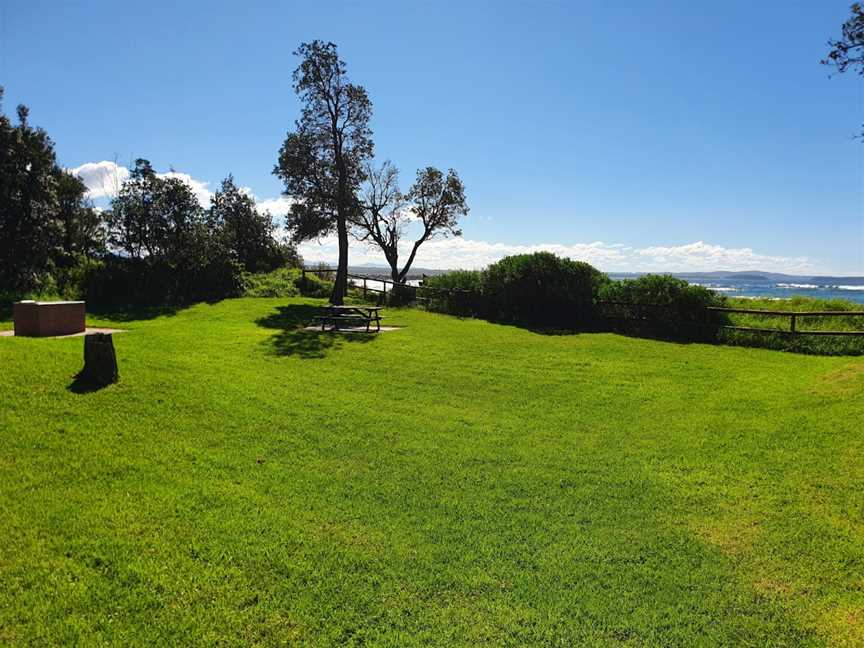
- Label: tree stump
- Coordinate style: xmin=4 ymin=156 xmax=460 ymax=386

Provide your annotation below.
xmin=81 ymin=333 xmax=119 ymax=386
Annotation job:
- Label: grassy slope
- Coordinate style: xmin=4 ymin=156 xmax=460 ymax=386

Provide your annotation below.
xmin=1 ymin=298 xmax=863 ymax=646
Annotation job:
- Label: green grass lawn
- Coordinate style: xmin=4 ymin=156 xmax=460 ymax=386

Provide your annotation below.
xmin=2 ymin=298 xmax=863 ymax=646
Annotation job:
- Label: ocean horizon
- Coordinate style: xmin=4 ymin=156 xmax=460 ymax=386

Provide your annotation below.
xmin=344 ymin=269 xmax=864 ymax=304
xmin=606 ymin=272 xmax=864 ymax=303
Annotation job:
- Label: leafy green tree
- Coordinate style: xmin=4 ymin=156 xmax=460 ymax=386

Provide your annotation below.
xmin=106 ymin=158 xmax=244 ymax=301
xmin=354 ymin=163 xmax=468 ymax=283
xmin=823 ymin=3 xmax=864 ymax=137
xmin=401 ymin=167 xmax=468 ymax=280
xmin=157 ymin=172 xmax=205 ymax=265
xmin=56 ymin=171 xmax=105 ymax=264
xmin=0 ymin=89 xmax=64 ymax=293
xmin=209 ymin=175 xmax=294 ymax=272
xmin=106 ymin=159 xmax=160 ymax=258
xmin=107 ymin=158 xmax=204 ymax=261
xmin=353 ymin=160 xmax=405 ymax=282
xmin=274 ymin=41 xmax=373 ymax=304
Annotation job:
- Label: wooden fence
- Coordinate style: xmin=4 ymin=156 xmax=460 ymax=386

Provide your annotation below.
xmin=302 ymin=268 xmax=864 ymax=337
xmin=706 ymin=306 xmax=864 ymax=337
xmin=599 ymin=301 xmax=864 ymax=337
xmin=300 ymin=267 xmax=469 ymax=303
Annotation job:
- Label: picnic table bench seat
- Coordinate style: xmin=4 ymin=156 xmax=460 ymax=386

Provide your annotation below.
xmin=314 ymin=305 xmax=385 ymax=332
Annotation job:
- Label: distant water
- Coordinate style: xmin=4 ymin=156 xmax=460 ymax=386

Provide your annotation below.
xmin=347 ymin=278 xmax=422 ymax=293
xmin=680 ymin=279 xmax=864 ymax=303
xmin=349 ymin=274 xmax=864 ymax=304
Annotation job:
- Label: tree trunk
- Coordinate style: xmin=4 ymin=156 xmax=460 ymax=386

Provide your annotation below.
xmin=82 ymin=333 xmax=119 ymax=386
xmin=331 ymin=216 xmax=349 ymax=305
xmin=388 ymin=251 xmax=399 ymax=284
xmin=398 ymin=233 xmax=428 ymax=283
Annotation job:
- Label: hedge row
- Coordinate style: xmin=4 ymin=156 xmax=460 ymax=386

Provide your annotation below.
xmin=420 ymin=252 xmax=723 ymax=333
xmin=416 ymin=253 xmax=864 ymax=355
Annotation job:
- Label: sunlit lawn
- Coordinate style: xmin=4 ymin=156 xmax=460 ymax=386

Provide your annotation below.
xmin=1 ymin=297 xmax=863 ymax=645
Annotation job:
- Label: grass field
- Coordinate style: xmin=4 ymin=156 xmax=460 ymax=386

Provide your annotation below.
xmin=2 ymin=297 xmax=863 ymax=645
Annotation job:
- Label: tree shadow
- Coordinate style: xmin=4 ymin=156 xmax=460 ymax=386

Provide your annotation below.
xmin=67 ymin=371 xmax=114 ymax=394
xmin=86 ymin=302 xmax=192 ymax=323
xmin=255 ymin=304 xmax=377 ymax=359
xmin=457 ymin=313 xmax=586 ymax=337
xmin=513 ymin=324 xmax=584 ymax=337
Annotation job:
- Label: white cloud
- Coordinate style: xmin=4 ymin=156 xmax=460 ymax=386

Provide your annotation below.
xmin=69 ymin=161 xmax=214 ymax=205
xmin=156 ymin=171 xmax=213 ymax=207
xmin=634 ymin=241 xmax=814 ymax=273
xmin=68 ymin=161 xmax=129 ymax=199
xmin=257 ymin=196 xmax=294 ymax=217
xmin=298 ymin=236 xmax=819 ymax=274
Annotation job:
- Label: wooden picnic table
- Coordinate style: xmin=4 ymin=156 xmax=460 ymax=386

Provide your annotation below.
xmin=316 ymin=304 xmax=385 ymax=332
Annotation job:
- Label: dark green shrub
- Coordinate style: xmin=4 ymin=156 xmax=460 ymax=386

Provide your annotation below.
xmin=597 ymin=274 xmax=726 ymax=339
xmin=245 ymin=267 xmax=332 ymax=299
xmin=55 ymin=255 xmax=105 ymax=300
xmin=422 ymin=270 xmax=485 ymax=293
xmin=84 ymin=254 xmax=244 ymax=307
xmin=386 ymin=283 xmax=415 ymax=306
xmin=297 ymin=271 xmax=332 ymax=298
xmin=243 ymin=268 xmax=301 ymax=298
xmin=483 ymin=253 xmax=608 ymax=327
xmin=420 ymin=270 xmax=485 ymax=316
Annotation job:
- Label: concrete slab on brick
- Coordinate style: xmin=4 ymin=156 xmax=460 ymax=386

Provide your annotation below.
xmin=0 ymin=327 xmax=125 ymax=339
xmin=13 ymin=300 xmax=86 ymax=337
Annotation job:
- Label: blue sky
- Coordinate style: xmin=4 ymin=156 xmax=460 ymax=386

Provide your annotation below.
xmin=3 ymin=1 xmax=862 ymax=274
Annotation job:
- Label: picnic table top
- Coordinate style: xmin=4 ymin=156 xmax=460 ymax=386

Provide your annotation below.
xmin=325 ymin=304 xmax=384 ymax=311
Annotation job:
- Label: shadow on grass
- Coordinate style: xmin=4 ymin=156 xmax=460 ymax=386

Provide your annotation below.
xmin=256 ymin=304 xmax=377 ymax=359
xmin=86 ymin=302 xmax=194 ymax=323
xmin=516 ymin=324 xmax=584 ymax=337
xmin=67 ymin=371 xmax=114 ymax=394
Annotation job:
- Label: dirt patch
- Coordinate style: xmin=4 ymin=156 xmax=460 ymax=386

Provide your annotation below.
xmin=697 ymin=517 xmax=762 ymax=557
xmin=812 ymin=362 xmax=864 ymax=396
xmin=753 ymin=577 xmax=792 ymax=597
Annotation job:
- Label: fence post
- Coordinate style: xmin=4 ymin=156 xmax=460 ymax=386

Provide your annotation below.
xmin=790 ymin=314 xmax=797 ymax=334
xmin=363 ymin=278 xmax=367 ymax=299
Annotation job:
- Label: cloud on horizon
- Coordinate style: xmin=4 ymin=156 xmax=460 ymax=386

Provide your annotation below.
xmin=69 ymin=160 xmax=822 ymax=274
xmin=298 ymin=236 xmax=818 ymax=274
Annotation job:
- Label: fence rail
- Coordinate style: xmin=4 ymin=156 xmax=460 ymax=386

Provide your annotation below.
xmin=707 ymin=306 xmax=864 ymax=336
xmin=301 ymin=268 xmax=864 ymax=337
xmin=301 ymin=267 xmax=472 ymax=301
xmin=600 ymin=301 xmax=864 ymax=337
